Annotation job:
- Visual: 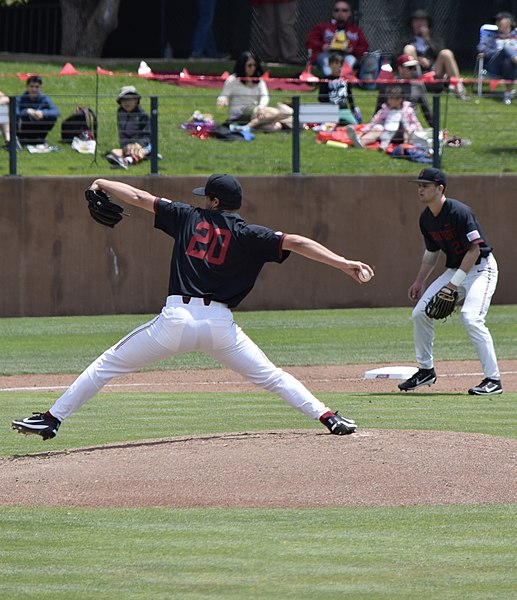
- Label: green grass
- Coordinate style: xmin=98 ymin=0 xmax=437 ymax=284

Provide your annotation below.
xmin=3 ymin=390 xmax=516 ymax=455
xmin=1 ymin=59 xmax=515 ymax=176
xmin=1 ymin=306 xmax=516 ymax=375
xmin=1 ymin=307 xmax=516 ymax=599
xmin=1 ymin=505 xmax=516 ymax=600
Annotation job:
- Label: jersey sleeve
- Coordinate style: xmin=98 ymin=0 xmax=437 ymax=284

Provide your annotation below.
xmin=241 ymin=224 xmax=290 ymax=263
xmin=454 ymin=204 xmax=485 ymax=251
xmin=154 ymin=199 xmax=195 ymax=238
xmin=463 ymin=219 xmax=483 ymax=245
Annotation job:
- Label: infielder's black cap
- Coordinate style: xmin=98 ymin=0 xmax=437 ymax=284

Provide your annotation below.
xmin=410 ymin=168 xmax=446 ymax=187
xmin=193 ymin=174 xmax=243 ymax=209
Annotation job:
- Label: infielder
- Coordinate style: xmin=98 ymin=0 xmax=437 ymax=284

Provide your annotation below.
xmin=12 ymin=174 xmax=375 ymax=440
xmin=399 ymin=168 xmax=502 ymax=395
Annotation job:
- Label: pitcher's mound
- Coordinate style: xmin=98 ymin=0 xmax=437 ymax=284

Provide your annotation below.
xmin=2 ymin=429 xmax=516 ymax=508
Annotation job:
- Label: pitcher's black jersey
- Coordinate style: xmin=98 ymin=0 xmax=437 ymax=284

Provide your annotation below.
xmin=154 ymin=199 xmax=290 ymax=307
xmin=419 ymin=198 xmax=492 ymax=269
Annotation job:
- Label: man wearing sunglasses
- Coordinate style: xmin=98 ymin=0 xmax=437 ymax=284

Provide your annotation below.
xmin=306 ymin=1 xmax=368 ymax=76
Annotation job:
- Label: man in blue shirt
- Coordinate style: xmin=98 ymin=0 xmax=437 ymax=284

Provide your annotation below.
xmin=16 ymin=75 xmax=60 ymax=145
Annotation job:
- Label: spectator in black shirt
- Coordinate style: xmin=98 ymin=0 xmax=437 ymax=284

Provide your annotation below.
xmin=106 ymin=86 xmax=151 ymax=170
xmin=318 ymin=53 xmax=359 ymax=125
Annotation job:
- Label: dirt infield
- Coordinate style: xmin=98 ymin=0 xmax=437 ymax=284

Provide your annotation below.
xmin=2 ymin=361 xmax=516 ymax=509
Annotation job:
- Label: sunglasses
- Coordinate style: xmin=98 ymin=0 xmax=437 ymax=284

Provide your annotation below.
xmin=333 ymin=7 xmax=351 ymax=12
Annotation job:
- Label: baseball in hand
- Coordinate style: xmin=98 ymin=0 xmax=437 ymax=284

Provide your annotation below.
xmin=358 ymin=268 xmax=372 ymax=283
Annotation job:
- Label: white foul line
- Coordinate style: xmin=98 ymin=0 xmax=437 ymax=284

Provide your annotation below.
xmin=1 ymin=371 xmax=517 ymax=393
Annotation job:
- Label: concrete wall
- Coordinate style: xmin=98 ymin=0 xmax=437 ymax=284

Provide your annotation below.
xmin=1 ymin=175 xmax=515 ymax=317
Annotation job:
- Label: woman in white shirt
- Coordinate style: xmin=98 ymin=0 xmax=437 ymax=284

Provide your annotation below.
xmin=216 ymin=51 xmax=293 ymax=132
xmin=217 ymin=51 xmax=269 ymax=121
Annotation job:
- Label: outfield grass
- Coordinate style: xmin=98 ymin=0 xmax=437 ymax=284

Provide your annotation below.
xmin=1 ymin=59 xmax=515 ymax=176
xmin=1 ymin=308 xmax=516 ymax=599
xmin=1 ymin=306 xmax=516 ymax=375
xmin=1 ymin=505 xmax=516 ymax=600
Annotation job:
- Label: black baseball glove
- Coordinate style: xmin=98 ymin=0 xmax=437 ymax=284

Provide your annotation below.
xmin=425 ymin=286 xmax=458 ymax=320
xmin=85 ymin=188 xmax=124 ymax=228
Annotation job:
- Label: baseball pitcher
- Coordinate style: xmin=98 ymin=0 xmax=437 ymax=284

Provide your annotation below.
xmin=13 ymin=174 xmax=375 ymax=440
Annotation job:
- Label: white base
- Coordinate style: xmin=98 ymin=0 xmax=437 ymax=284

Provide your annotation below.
xmin=364 ymin=366 xmax=418 ymax=380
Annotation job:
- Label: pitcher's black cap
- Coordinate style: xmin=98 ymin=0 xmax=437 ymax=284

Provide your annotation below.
xmin=193 ymin=174 xmax=242 ymax=209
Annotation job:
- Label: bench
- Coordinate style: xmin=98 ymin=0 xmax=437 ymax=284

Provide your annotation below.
xmin=292 ymin=101 xmax=340 ymax=174
xmin=298 ymin=103 xmax=339 ymax=124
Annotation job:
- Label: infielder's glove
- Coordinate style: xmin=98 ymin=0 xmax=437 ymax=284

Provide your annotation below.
xmin=85 ymin=188 xmax=124 ymax=228
xmin=425 ymin=286 xmax=458 ymax=320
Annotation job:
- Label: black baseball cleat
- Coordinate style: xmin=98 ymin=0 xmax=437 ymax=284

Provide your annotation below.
xmin=12 ymin=412 xmax=61 ymax=440
xmin=320 ymin=411 xmax=357 ymax=435
xmin=468 ymin=378 xmax=503 ymax=396
xmin=398 ymin=368 xmax=437 ymax=391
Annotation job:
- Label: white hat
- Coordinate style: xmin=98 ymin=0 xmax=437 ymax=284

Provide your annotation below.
xmin=117 ymin=85 xmax=141 ymax=103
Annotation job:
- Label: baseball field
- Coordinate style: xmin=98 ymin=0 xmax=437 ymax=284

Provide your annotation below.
xmin=1 ymin=307 xmax=516 ymax=599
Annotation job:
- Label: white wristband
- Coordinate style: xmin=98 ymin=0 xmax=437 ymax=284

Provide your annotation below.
xmin=450 ymin=269 xmax=467 ymax=287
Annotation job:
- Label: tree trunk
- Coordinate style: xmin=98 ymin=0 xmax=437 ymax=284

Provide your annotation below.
xmin=60 ymin=0 xmax=121 ymax=57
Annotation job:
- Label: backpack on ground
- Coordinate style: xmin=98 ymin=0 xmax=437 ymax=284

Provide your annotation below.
xmin=61 ymin=107 xmax=97 ymax=142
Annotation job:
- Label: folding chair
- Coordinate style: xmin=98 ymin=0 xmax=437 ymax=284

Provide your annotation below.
xmin=0 ymin=104 xmax=8 ymax=127
xmin=475 ymin=24 xmax=498 ymax=97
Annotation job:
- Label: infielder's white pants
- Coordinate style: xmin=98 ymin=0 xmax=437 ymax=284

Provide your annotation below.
xmin=412 ymin=255 xmax=500 ymax=379
xmin=50 ymin=296 xmax=331 ymax=422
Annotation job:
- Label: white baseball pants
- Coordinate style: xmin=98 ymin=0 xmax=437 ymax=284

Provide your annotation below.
xmin=50 ymin=296 xmax=331 ymax=422
xmin=412 ymin=254 xmax=500 ymax=379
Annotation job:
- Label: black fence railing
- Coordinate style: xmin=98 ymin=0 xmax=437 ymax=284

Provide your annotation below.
xmin=2 ymin=87 xmax=515 ymax=177
xmin=4 ymin=92 xmax=445 ymax=176
xmin=0 ymin=3 xmax=61 ymax=55
xmin=5 ymin=95 xmax=164 ymax=176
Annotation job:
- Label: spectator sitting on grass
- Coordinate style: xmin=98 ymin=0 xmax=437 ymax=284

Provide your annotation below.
xmin=106 ymin=86 xmax=151 ymax=170
xmin=0 ymin=91 xmax=11 ymax=145
xmin=318 ymin=52 xmax=359 ymax=125
xmin=477 ymin=11 xmax=517 ymax=105
xmin=216 ymin=51 xmax=269 ymax=123
xmin=402 ymin=9 xmax=468 ymax=100
xmin=305 ymin=1 xmax=369 ymax=77
xmin=374 ymin=54 xmax=433 ymax=127
xmin=216 ymin=51 xmax=293 ymax=133
xmin=346 ymin=84 xmax=423 ymax=151
xmin=16 ymin=75 xmax=60 ymax=146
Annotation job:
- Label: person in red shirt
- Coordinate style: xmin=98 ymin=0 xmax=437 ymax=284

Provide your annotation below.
xmin=306 ymin=1 xmax=368 ymax=76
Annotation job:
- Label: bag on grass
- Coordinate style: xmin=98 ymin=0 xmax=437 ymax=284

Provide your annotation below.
xmin=61 ymin=107 xmax=97 ymax=142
